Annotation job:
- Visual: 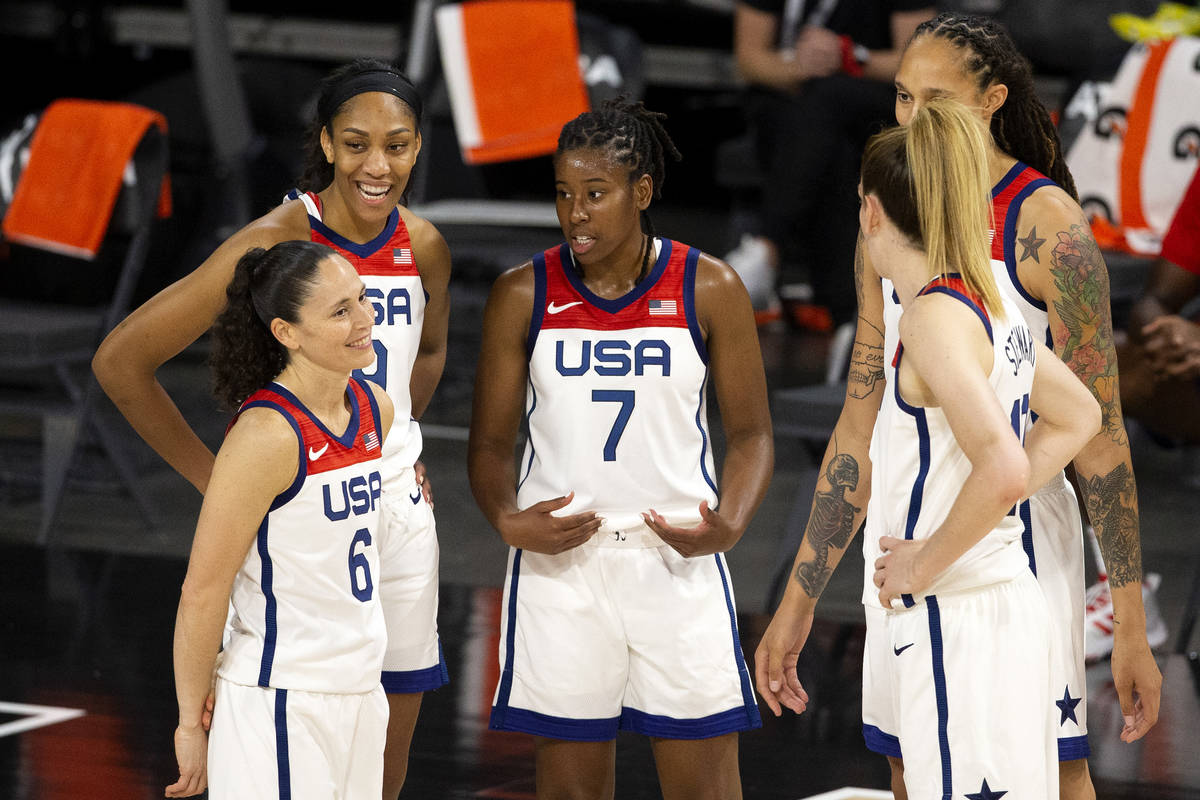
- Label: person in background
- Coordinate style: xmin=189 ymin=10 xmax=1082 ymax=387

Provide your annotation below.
xmin=725 ymin=0 xmax=934 ymax=328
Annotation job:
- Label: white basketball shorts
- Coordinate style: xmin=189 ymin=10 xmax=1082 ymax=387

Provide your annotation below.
xmin=1023 ymin=473 xmax=1089 ymax=759
xmin=378 ymin=465 xmax=448 ymax=693
xmin=489 ymin=527 xmax=761 ymax=741
xmin=885 ymin=572 xmax=1057 ymax=799
xmin=207 ymin=678 xmax=388 ymax=799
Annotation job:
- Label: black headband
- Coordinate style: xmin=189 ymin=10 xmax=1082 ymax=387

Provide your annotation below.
xmin=322 ymin=69 xmax=423 ymax=126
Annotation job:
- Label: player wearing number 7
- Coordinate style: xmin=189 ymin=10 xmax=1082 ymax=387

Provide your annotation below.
xmin=167 ymin=241 xmax=394 ymax=797
xmin=468 ymin=99 xmax=774 ymax=799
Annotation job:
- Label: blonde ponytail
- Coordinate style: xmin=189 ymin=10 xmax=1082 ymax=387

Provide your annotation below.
xmin=907 ymin=99 xmax=1002 ymax=317
xmin=861 ymin=98 xmax=1003 ymax=318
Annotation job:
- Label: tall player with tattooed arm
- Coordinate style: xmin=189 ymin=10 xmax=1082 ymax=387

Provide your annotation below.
xmin=756 ymin=13 xmax=1162 ymax=800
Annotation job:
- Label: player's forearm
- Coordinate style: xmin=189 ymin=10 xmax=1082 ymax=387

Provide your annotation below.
xmin=714 ymin=430 xmax=774 ymax=544
xmin=916 ymin=458 xmax=1026 ymax=583
xmin=1073 ymin=439 xmax=1144 ymax=590
xmin=173 ymin=585 xmax=227 ymax=727
xmin=787 ymin=426 xmax=873 ymax=602
xmin=409 ymin=349 xmax=446 ymax=420
xmin=467 ymin=445 xmax=520 ymax=533
xmin=102 ymin=377 xmax=215 ymax=493
xmin=1024 ymin=407 xmax=1101 ymax=498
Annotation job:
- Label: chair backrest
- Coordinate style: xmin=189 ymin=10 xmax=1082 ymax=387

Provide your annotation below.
xmin=0 ymin=106 xmax=169 ymax=318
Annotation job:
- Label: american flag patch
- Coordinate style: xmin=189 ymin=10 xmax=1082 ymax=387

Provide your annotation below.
xmin=393 ymin=248 xmax=413 ymax=266
xmin=648 ymin=298 xmax=677 ymax=316
xmin=363 ymin=430 xmax=380 ymax=451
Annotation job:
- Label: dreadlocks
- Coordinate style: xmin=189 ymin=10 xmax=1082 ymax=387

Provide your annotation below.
xmin=911 ymin=13 xmax=1078 ymax=201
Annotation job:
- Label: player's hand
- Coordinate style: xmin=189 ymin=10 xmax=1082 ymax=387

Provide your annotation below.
xmin=643 ymin=501 xmax=738 ymax=557
xmin=201 ymin=692 xmax=215 ymax=732
xmin=754 ymin=601 xmax=813 ymax=716
xmin=165 ymin=723 xmax=208 ymax=797
xmin=873 ymin=536 xmax=928 ymax=608
xmin=1111 ymin=624 xmax=1163 ymax=743
xmin=792 ymin=26 xmax=841 ymax=80
xmin=1141 ymin=316 xmax=1200 ymax=378
xmin=414 ymin=460 xmax=434 ymax=508
xmin=498 ymin=492 xmax=600 ymax=554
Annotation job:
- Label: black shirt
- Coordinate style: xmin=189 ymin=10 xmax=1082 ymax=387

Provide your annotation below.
xmin=739 ymin=0 xmax=933 ymax=50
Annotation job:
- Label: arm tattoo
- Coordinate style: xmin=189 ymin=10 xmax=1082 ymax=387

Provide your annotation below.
xmin=795 ymin=450 xmax=861 ymax=598
xmin=1077 ymin=463 xmax=1142 ymax=589
xmin=1048 ymin=222 xmax=1128 ymax=446
xmin=848 ymin=321 xmax=885 ymax=399
xmin=1018 ymin=225 xmax=1046 ymax=262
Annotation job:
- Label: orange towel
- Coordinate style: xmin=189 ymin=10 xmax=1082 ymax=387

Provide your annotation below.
xmin=436 ymin=0 xmax=590 ymax=165
xmin=1 ymin=98 xmax=171 ymax=260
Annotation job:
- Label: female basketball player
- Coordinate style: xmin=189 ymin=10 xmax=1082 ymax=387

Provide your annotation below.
xmin=755 ymin=14 xmax=1161 ymax=800
xmin=467 ymin=99 xmax=773 ymax=799
xmin=93 ymin=59 xmax=450 ymax=798
xmin=166 ymin=240 xmax=393 ymax=798
xmin=857 ymin=99 xmax=1097 ymax=797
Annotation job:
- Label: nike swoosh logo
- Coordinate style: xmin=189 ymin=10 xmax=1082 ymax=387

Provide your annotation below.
xmin=547 ymin=301 xmax=583 ymax=314
xmin=308 ymin=443 xmax=330 ymax=461
xmin=409 ymin=490 xmax=422 ymax=505
xmin=893 ymin=643 xmax=915 ymax=656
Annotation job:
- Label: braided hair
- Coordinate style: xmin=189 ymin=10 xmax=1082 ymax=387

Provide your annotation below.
xmin=555 ymin=97 xmax=683 ymax=238
xmin=910 ymin=13 xmax=1078 ymax=201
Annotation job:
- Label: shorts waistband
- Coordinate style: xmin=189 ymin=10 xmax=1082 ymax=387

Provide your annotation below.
xmin=585 ymin=519 xmax=667 ymax=548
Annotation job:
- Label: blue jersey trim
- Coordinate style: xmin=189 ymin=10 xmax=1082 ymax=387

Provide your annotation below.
xmin=308 ymin=205 xmax=400 ymax=259
xmin=239 ymin=400 xmax=307 ymax=509
xmin=927 ymin=597 xmax=953 ymax=800
xmin=489 ymin=706 xmax=620 ymax=741
xmin=893 ymin=357 xmax=930 ymax=608
xmin=381 ymin=641 xmax=450 ymax=693
xmin=694 ymin=369 xmax=719 ymax=496
xmin=714 ymin=553 xmax=761 ymax=728
xmin=1019 ymin=499 xmax=1037 ymax=575
xmin=991 ymin=161 xmax=1026 ymax=198
xmin=274 ymin=688 xmax=292 ymax=799
xmin=922 ymin=286 xmax=993 ymax=343
xmin=356 ymin=378 xmax=383 ymax=439
xmin=1058 ymin=734 xmax=1090 ymax=761
xmin=257 ymin=516 xmax=278 ymax=687
xmin=491 ymin=549 xmax=524 ymax=727
xmin=862 ymin=723 xmax=903 ymax=758
xmin=682 ymin=245 xmax=709 ymax=364
xmin=620 ymin=705 xmax=762 ymax=739
xmin=559 ymin=239 xmax=672 ymax=314
xmin=527 ymin=252 xmax=547 ymax=359
xmin=1003 ymin=177 xmax=1055 ymax=311
xmin=517 ymin=379 xmax=538 ymax=491
xmin=267 ymin=381 xmax=362 ymax=450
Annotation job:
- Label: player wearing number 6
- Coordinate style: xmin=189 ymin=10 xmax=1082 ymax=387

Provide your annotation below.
xmin=167 ymin=240 xmax=393 ymax=798
xmin=468 ymin=100 xmax=774 ymax=798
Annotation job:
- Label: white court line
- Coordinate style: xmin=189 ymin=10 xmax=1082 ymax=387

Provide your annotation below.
xmin=0 ymin=701 xmax=86 ymax=738
xmin=798 ymin=789 xmax=894 ymax=800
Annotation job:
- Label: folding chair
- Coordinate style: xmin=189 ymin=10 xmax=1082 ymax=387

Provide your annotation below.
xmin=0 ymin=99 xmax=170 ymax=544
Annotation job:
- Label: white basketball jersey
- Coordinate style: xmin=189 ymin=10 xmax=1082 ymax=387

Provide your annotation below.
xmin=862 ymin=275 xmax=1037 ymax=610
xmin=289 ymin=189 xmax=426 ymax=492
xmin=219 ymin=379 xmax=387 ymax=694
xmin=518 ymin=239 xmax=718 ymax=533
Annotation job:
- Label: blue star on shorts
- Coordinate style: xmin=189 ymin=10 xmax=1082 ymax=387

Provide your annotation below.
xmin=1056 ymin=685 xmax=1082 ymax=726
xmin=965 ymin=778 xmax=1008 ymax=799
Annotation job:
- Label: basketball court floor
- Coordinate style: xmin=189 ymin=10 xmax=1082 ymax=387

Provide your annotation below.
xmin=2 ymin=209 xmax=1199 ymax=799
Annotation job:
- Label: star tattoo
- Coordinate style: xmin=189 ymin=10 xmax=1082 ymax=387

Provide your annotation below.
xmin=1018 ymin=225 xmax=1046 ymax=263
